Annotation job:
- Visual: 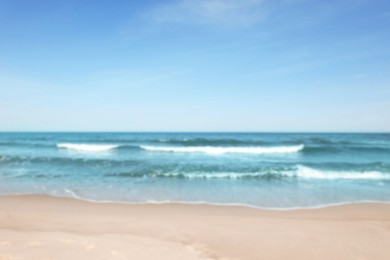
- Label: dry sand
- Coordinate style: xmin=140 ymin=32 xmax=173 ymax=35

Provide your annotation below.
xmin=0 ymin=195 xmax=389 ymax=260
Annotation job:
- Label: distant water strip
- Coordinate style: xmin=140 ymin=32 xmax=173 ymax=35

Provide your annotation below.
xmin=140 ymin=144 xmax=304 ymax=154
xmin=57 ymin=143 xmax=119 ymax=152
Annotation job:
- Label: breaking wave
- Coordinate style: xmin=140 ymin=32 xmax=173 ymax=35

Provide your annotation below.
xmin=57 ymin=143 xmax=119 ymax=152
xmin=139 ymin=144 xmax=304 ymax=155
xmin=108 ymin=166 xmax=390 ymax=180
xmin=295 ymin=166 xmax=390 ymax=180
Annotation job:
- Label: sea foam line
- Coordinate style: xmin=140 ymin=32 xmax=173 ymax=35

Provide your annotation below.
xmin=119 ymin=166 xmax=390 ymax=180
xmin=140 ymin=144 xmax=304 ymax=155
xmin=3 ymin=193 xmax=390 ymax=211
xmin=57 ymin=143 xmax=119 ymax=152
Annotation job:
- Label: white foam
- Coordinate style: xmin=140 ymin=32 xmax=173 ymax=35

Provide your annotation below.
xmin=295 ymin=165 xmax=390 ymax=180
xmin=140 ymin=144 xmax=304 ymax=155
xmin=156 ymin=166 xmax=390 ymax=180
xmin=57 ymin=143 xmax=118 ymax=152
xmin=64 ymin=188 xmax=79 ymax=198
xmin=160 ymin=172 xmax=265 ymax=179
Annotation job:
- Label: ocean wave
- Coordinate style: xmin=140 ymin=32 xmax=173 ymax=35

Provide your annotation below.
xmin=139 ymin=144 xmax=305 ymax=155
xmin=295 ymin=166 xmax=390 ymax=180
xmin=107 ymin=166 xmax=390 ymax=180
xmin=302 ymin=145 xmax=390 ymax=154
xmin=304 ymin=137 xmax=354 ymax=145
xmin=0 ymin=142 xmax=53 ymax=149
xmin=156 ymin=138 xmax=269 ymax=146
xmin=106 ymin=171 xmax=279 ymax=179
xmin=0 ymin=155 xmax=142 ymax=167
xmin=57 ymin=143 xmax=119 ymax=152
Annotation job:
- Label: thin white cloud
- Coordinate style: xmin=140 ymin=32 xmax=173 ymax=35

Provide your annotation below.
xmin=146 ymin=0 xmax=267 ymax=27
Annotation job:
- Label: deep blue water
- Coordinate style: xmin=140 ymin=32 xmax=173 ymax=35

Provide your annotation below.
xmin=1 ymin=132 xmax=390 ymax=208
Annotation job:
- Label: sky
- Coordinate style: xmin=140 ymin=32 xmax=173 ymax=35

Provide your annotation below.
xmin=0 ymin=0 xmax=389 ymax=132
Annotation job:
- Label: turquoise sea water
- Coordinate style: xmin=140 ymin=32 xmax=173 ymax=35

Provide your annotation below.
xmin=1 ymin=132 xmax=390 ymax=208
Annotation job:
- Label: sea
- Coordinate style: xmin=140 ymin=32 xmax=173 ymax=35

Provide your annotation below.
xmin=1 ymin=132 xmax=390 ymax=208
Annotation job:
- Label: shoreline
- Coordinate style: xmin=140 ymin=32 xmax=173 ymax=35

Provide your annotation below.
xmin=3 ymin=193 xmax=390 ymax=210
xmin=1 ymin=195 xmax=390 ymax=259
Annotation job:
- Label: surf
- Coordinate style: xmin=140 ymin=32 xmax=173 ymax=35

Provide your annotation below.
xmin=295 ymin=165 xmax=390 ymax=180
xmin=107 ymin=165 xmax=390 ymax=180
xmin=139 ymin=144 xmax=304 ymax=155
xmin=57 ymin=143 xmax=119 ymax=152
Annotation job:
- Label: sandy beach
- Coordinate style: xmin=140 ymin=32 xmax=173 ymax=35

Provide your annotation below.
xmin=0 ymin=196 xmax=389 ymax=259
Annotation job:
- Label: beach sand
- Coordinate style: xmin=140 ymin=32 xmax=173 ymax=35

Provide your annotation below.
xmin=0 ymin=195 xmax=389 ymax=259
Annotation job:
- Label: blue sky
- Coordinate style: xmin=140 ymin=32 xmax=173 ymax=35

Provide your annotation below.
xmin=0 ymin=0 xmax=389 ymax=131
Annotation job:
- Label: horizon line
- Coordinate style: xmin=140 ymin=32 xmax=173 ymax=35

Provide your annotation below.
xmin=1 ymin=131 xmax=389 ymax=134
